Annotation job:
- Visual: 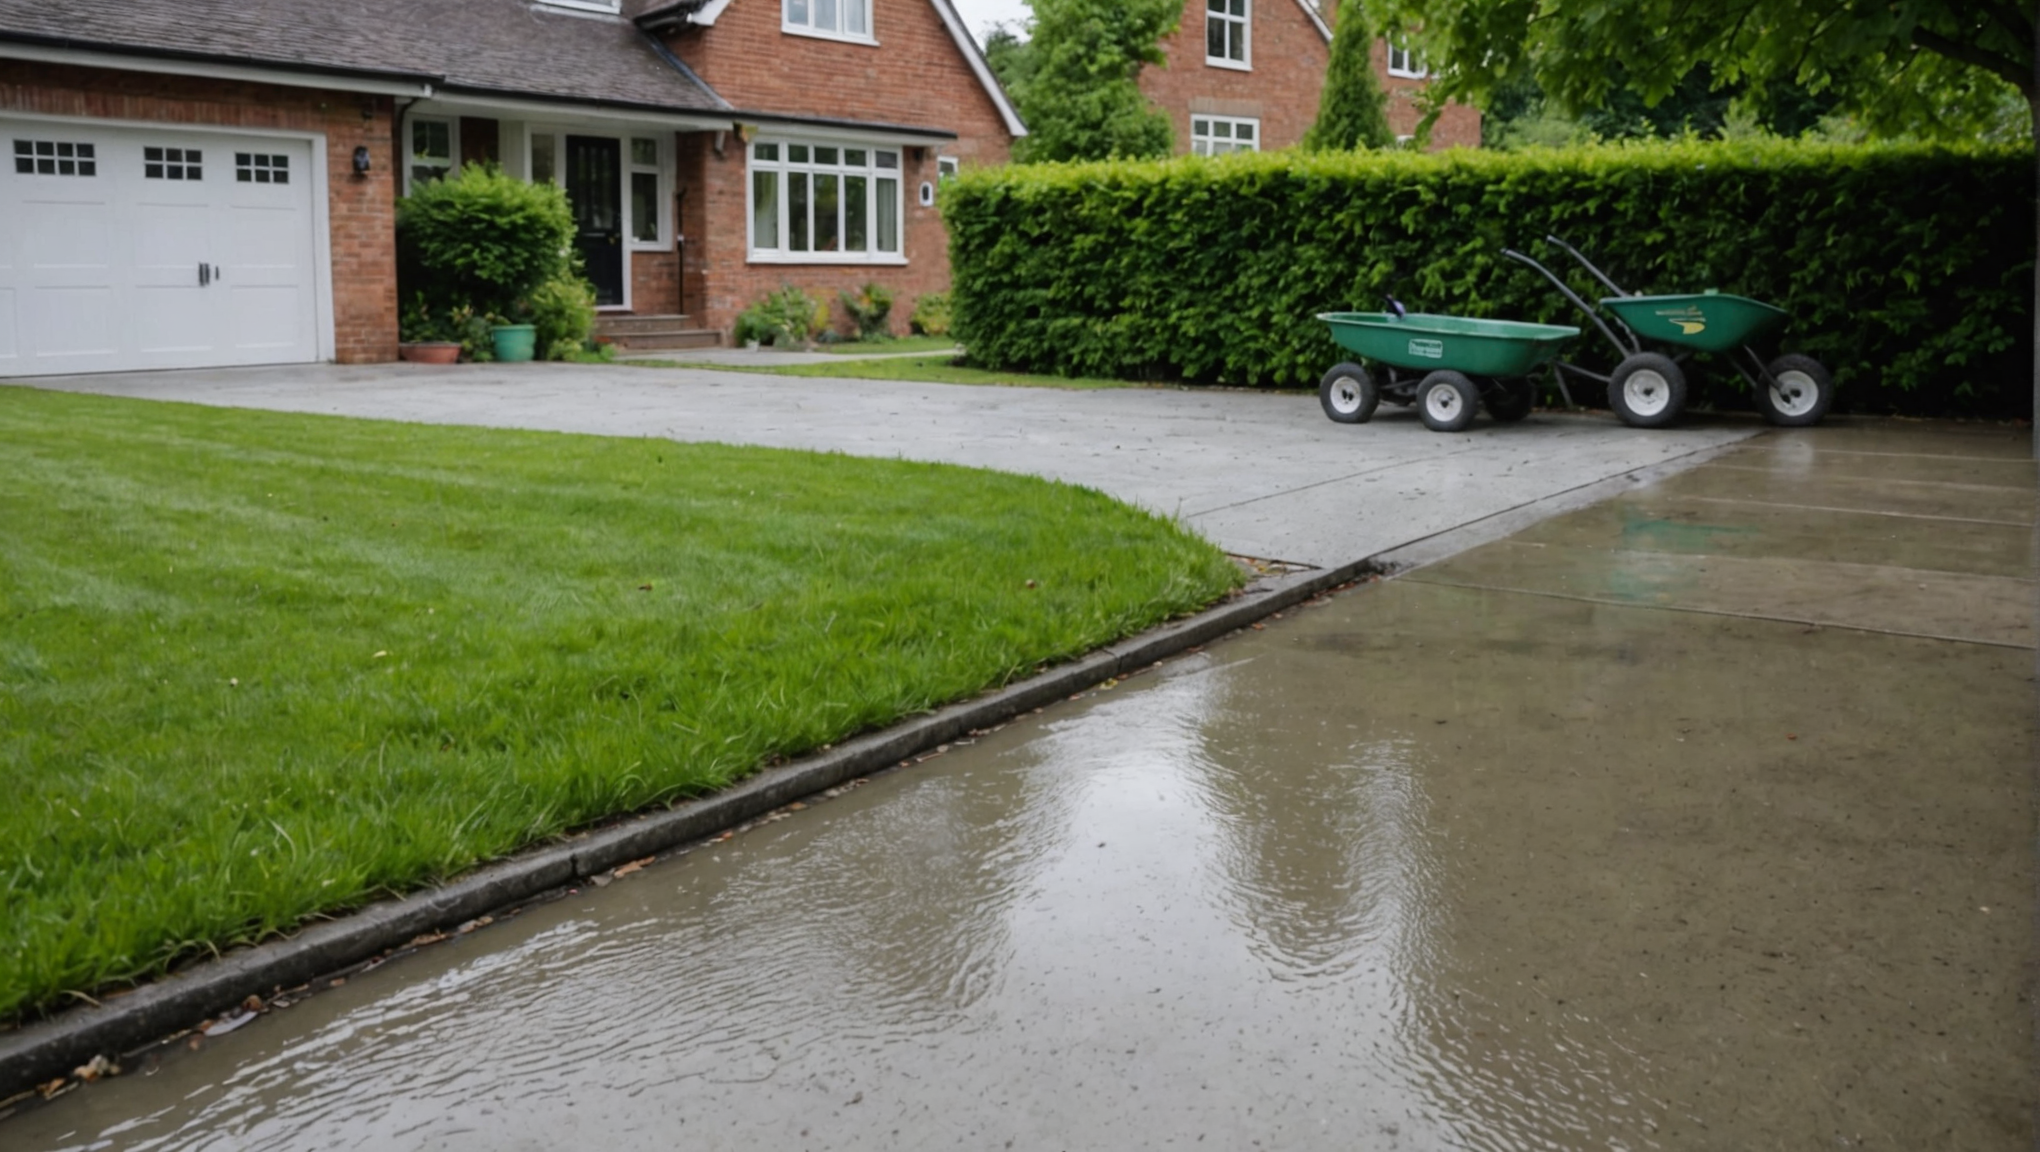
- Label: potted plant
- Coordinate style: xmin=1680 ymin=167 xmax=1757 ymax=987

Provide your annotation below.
xmin=398 ymin=294 xmax=462 ymax=364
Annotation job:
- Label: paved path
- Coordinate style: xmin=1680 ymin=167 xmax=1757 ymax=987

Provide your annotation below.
xmin=18 ymin=362 xmax=1758 ymax=567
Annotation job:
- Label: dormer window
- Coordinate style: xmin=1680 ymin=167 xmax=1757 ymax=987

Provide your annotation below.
xmin=784 ymin=0 xmax=873 ymax=42
xmin=539 ymin=0 xmax=623 ymax=13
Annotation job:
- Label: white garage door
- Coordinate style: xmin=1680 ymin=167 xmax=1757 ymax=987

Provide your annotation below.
xmin=0 ymin=119 xmax=322 ymax=377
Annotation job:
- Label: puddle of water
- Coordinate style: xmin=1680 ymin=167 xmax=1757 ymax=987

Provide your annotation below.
xmin=9 ymin=580 xmax=2033 ymax=1151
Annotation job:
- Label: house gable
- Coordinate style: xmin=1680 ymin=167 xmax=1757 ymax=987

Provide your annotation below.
xmin=1143 ymin=0 xmax=1333 ymax=153
xmin=652 ymin=0 xmax=1020 ymax=151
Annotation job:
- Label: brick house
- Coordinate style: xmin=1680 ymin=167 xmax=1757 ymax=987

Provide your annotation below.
xmin=0 ymin=0 xmax=1021 ymax=376
xmin=1141 ymin=0 xmax=1479 ymax=155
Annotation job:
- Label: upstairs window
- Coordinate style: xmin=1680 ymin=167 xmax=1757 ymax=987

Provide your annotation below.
xmin=1206 ymin=0 xmax=1249 ymax=68
xmin=784 ymin=0 xmax=873 ymax=42
xmin=1387 ymin=40 xmax=1428 ymax=78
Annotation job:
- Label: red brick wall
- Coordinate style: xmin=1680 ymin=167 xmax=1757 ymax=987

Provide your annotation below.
xmin=1143 ymin=0 xmax=1331 ymax=152
xmin=0 ymin=61 xmax=399 ymax=363
xmin=631 ymin=243 xmax=682 ymax=315
xmin=661 ymin=0 xmax=1013 ymax=337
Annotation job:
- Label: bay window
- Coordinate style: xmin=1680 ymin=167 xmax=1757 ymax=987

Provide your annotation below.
xmin=748 ymin=139 xmax=903 ymax=263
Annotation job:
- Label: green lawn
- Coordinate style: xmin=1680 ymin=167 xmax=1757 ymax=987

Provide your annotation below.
xmin=0 ymin=387 xmax=1239 ymax=1021
xmin=632 ymin=353 xmax=1141 ymax=390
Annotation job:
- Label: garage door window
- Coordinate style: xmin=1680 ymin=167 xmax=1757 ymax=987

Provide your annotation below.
xmin=13 ymin=139 xmax=96 ymax=176
xmin=144 ymin=146 xmax=203 ymax=180
xmin=237 ymin=153 xmax=290 ymax=184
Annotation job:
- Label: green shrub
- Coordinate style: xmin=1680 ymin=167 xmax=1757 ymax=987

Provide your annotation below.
xmin=911 ymin=291 xmax=953 ymax=337
xmin=735 ymin=285 xmax=827 ymax=347
xmin=398 ymin=164 xmax=577 ymax=320
xmin=838 ymin=283 xmax=896 ymax=341
xmin=526 ymin=275 xmax=597 ymax=360
xmin=945 ymin=140 xmax=2035 ymax=417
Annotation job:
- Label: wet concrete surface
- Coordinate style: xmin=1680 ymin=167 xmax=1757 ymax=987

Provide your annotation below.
xmin=8 ymin=422 xmax=2033 ymax=1150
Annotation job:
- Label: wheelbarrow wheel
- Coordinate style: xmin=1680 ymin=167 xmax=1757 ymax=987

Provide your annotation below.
xmin=1608 ymin=352 xmax=1686 ymax=429
xmin=1319 ymin=362 xmax=1379 ymax=424
xmin=1757 ymin=353 xmax=1833 ymax=427
xmin=1484 ymin=377 xmax=1536 ymax=423
xmin=1418 ymin=370 xmax=1480 ymax=432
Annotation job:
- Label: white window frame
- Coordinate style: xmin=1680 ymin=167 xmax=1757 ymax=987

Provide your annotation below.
xmin=404 ymin=114 xmax=457 ymax=194
xmin=1387 ymin=40 xmax=1428 ymax=79
xmin=782 ymin=0 xmax=876 ymax=44
xmin=1205 ymin=0 xmax=1250 ymax=70
xmin=1190 ymin=114 xmax=1259 ymax=156
xmin=537 ymin=0 xmax=621 ymax=11
xmin=936 ymin=155 xmax=959 ymax=181
xmin=627 ymin=134 xmax=670 ymax=249
xmin=746 ymin=137 xmax=906 ymax=266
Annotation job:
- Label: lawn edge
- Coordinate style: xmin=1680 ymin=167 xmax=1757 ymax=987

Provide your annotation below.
xmin=0 ymin=429 xmax=1756 ymax=1099
xmin=0 ymin=560 xmax=1355 ymax=1098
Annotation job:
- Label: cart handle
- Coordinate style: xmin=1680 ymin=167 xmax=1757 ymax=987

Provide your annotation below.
xmin=1501 ymin=247 xmax=1637 ymax=360
xmin=1544 ymin=234 xmax=1631 ymax=298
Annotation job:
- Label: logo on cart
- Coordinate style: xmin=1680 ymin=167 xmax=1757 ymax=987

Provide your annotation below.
xmin=1655 ymin=307 xmax=1707 ymax=336
xmin=1408 ymin=338 xmax=1444 ymax=359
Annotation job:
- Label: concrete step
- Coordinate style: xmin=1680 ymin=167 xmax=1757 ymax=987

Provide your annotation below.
xmin=606 ymin=328 xmax=722 ymax=351
xmin=597 ymin=314 xmax=701 ymax=337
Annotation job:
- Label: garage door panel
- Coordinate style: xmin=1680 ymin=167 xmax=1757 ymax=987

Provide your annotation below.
xmin=226 ymin=205 xmax=307 ymax=283
xmin=223 ymin=285 xmax=305 ymax=352
xmin=133 ymin=201 xmax=210 ymax=270
xmin=21 ymin=198 xmax=114 ymax=273
xmin=30 ymin=286 xmax=116 ymax=358
xmin=0 ymin=289 xmax=17 ymax=361
xmin=135 ymin=285 xmax=215 ymax=354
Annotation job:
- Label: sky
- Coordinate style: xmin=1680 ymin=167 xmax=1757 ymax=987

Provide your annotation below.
xmin=951 ymin=0 xmax=1033 ymax=43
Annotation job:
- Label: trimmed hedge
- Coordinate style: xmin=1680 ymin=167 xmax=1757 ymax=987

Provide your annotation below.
xmin=946 ymin=141 xmax=2035 ymax=418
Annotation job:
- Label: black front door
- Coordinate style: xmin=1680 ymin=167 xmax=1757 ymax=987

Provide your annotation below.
xmin=565 ymin=135 xmax=623 ymax=306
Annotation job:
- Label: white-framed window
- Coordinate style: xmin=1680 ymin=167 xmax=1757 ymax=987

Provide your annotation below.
xmin=1387 ymin=40 xmax=1428 ymax=78
xmin=1206 ymin=0 xmax=1249 ymax=69
xmin=747 ymin=139 xmax=903 ymax=263
xmin=408 ymin=117 xmax=455 ymax=190
xmin=783 ymin=0 xmax=874 ymax=42
xmin=936 ymin=156 xmax=959 ymax=181
xmin=629 ymin=135 xmax=666 ymax=246
xmin=529 ymin=130 xmax=558 ymax=186
xmin=1190 ymin=115 xmax=1258 ymax=156
xmin=538 ymin=0 xmax=620 ymax=11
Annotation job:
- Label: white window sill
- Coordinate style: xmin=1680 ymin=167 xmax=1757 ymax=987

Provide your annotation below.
xmin=1205 ymin=57 xmax=1251 ymax=71
xmin=781 ymin=24 xmax=880 ymax=47
xmin=747 ymin=252 xmax=908 ymax=266
xmin=629 ymin=240 xmax=669 ymax=252
xmin=1388 ymin=68 xmax=1429 ymax=80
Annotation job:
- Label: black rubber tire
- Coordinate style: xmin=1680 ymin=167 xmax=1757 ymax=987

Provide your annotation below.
xmin=1417 ymin=370 xmax=1480 ymax=432
xmin=1483 ymin=377 xmax=1536 ymax=423
xmin=1319 ymin=362 xmax=1379 ymax=424
xmin=1756 ymin=353 xmax=1834 ymax=427
xmin=1608 ymin=352 xmax=1687 ymax=429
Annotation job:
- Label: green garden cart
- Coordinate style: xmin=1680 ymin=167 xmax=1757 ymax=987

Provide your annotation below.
xmin=1502 ymin=236 xmax=1835 ymax=428
xmin=1315 ymin=308 xmax=1581 ymax=432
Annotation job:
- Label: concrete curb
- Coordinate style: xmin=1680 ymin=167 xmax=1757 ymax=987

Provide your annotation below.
xmin=0 ymin=562 xmax=1365 ymax=1099
xmin=0 ymin=429 xmax=1753 ymax=1098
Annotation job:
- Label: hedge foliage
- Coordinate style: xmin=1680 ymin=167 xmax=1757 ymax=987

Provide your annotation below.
xmin=945 ymin=140 xmax=2035 ymax=417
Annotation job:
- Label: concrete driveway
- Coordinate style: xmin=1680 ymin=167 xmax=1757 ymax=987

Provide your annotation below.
xmin=16 ymin=361 xmax=1757 ymax=568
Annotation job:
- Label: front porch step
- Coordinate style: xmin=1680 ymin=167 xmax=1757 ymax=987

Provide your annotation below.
xmin=596 ymin=314 xmax=722 ymax=351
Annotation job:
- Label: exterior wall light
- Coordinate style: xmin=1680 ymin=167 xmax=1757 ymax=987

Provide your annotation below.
xmin=353 ymin=145 xmax=372 ymax=176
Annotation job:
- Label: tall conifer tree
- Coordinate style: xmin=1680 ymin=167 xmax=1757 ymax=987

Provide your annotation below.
xmin=1303 ymin=0 xmax=1395 ymax=151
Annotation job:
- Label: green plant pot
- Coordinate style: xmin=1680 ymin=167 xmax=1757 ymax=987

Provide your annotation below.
xmin=490 ymin=324 xmax=537 ymax=363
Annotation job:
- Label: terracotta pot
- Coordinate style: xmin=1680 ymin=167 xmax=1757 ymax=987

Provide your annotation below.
xmin=399 ymin=342 xmax=461 ymax=364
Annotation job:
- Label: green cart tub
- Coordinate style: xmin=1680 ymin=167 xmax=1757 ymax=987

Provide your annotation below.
xmin=1317 ymin=312 xmax=1580 ymax=377
xmin=1598 ymin=292 xmax=1788 ymax=354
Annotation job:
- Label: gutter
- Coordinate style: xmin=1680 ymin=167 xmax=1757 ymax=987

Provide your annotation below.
xmin=0 ymin=35 xmax=437 ymax=99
